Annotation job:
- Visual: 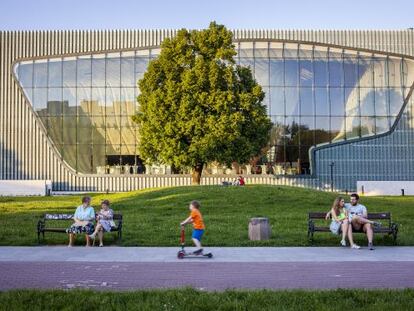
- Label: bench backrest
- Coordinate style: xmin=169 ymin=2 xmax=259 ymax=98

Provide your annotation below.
xmin=309 ymin=212 xmax=391 ymax=220
xmin=43 ymin=212 xmax=122 ymax=221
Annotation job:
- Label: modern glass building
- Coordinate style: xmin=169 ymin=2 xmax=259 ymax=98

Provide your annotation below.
xmin=1 ymin=30 xmax=414 ymax=191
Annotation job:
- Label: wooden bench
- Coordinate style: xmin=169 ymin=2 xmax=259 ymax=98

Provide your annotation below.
xmin=308 ymin=212 xmax=399 ymax=244
xmin=37 ymin=212 xmax=123 ymax=244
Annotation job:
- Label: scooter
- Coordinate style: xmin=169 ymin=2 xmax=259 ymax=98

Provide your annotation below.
xmin=177 ymin=227 xmax=213 ymax=259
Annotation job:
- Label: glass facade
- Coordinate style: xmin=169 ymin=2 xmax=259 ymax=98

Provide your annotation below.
xmin=14 ymin=42 xmax=414 ymax=175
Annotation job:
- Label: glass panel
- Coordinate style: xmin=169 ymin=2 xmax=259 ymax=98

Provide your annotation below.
xmin=92 ymin=145 xmax=106 ymax=171
xmin=300 ymin=88 xmax=313 ymax=115
xmin=299 ymin=44 xmax=313 ymax=59
xmin=360 ymin=88 xmax=375 ymax=116
xmin=284 ymin=43 xmax=298 ymax=58
xmin=360 ymin=116 xmax=375 ymax=136
xmin=358 ymin=56 xmax=373 ymax=88
xmin=63 ymin=57 xmax=77 ymax=87
xmin=77 ymin=121 xmax=93 ymax=145
xmin=374 ymin=88 xmax=389 ymax=116
xmin=77 ymin=56 xmax=91 ymax=87
xmin=270 ymin=116 xmax=284 ymax=147
xmin=315 ymin=117 xmax=331 ymax=144
xmin=331 ymin=117 xmax=345 ymax=141
xmin=33 ymin=88 xmax=47 ymax=113
xmin=344 ymin=57 xmax=358 ymax=87
xmin=92 ymin=55 xmax=106 ymax=87
xmin=62 ymin=145 xmax=77 ymax=170
xmin=285 ymin=116 xmax=300 ymax=145
xmin=299 ymin=116 xmax=315 ymax=146
xmin=106 ymin=127 xmax=121 ymax=146
xmin=285 ymin=87 xmax=299 ymax=115
xmin=328 ymin=60 xmax=343 ymax=87
xmin=17 ymin=61 xmax=33 ymax=88
xmin=344 ymin=87 xmax=359 ymax=116
xmin=91 ymin=115 xmax=105 ymax=129
xmin=269 ymin=42 xmax=283 ymax=58
xmin=388 ymin=57 xmax=402 ymax=87
xmin=270 ymin=87 xmax=284 ymax=115
xmin=121 ymin=87 xmax=136 ymax=115
xmin=91 ymin=88 xmax=106 ymax=116
xmin=254 ymin=42 xmax=268 ymax=58
xmin=121 ymin=54 xmax=135 ymax=87
xmin=345 ymin=117 xmax=361 ymax=139
xmin=77 ymin=87 xmax=91 ymax=115
xmin=106 ymin=53 xmax=121 ymax=87
xmin=299 ymin=146 xmax=311 ymax=174
xmin=285 ymin=146 xmax=299 ymax=169
xmin=47 ymin=88 xmax=62 ymax=116
xmin=373 ymin=57 xmax=387 ymax=87
xmin=262 ymin=86 xmax=270 ymax=113
xmin=285 ymin=60 xmax=298 ymax=86
xmin=315 ymin=87 xmax=329 ymax=116
xmin=314 ymin=60 xmax=327 ymax=87
xmin=330 ymin=88 xmax=344 ymax=116
xmin=313 ymin=46 xmax=328 ymax=58
xmin=376 ymin=116 xmax=390 ymax=134
xmin=239 ymin=42 xmax=254 ymax=58
xmin=62 ymin=117 xmax=77 ymax=145
xmin=62 ymin=87 xmax=77 ymax=115
xmin=48 ymin=116 xmax=63 ymax=145
xmin=33 ymin=60 xmax=48 ymax=87
xmin=106 ymin=88 xmax=121 ymax=114
xmin=269 ymin=59 xmax=284 ymax=86
xmin=299 ymin=60 xmax=313 ymax=87
xmin=77 ymin=144 xmax=93 ymax=173
xmin=389 ymin=88 xmax=404 ymax=116
xmin=48 ymin=59 xmax=62 ymax=87
xmin=255 ymin=59 xmax=269 ymax=86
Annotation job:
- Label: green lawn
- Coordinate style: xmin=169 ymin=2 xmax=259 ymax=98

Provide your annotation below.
xmin=0 ymin=185 xmax=413 ymax=246
xmin=0 ymin=288 xmax=413 ymax=311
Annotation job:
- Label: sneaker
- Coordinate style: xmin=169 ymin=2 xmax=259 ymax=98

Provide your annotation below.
xmin=88 ymin=233 xmax=96 ymax=239
xmin=340 ymin=239 xmax=347 ymax=247
xmin=193 ymin=248 xmax=204 ymax=255
xmin=351 ymin=244 xmax=361 ymax=249
xmin=368 ymin=242 xmax=375 ymax=250
xmin=99 ymin=243 xmax=103 ymax=247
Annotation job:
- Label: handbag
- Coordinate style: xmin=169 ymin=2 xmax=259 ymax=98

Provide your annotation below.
xmin=329 ymin=220 xmax=341 ymax=235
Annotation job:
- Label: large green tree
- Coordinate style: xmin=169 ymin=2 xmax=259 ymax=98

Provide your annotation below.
xmin=133 ymin=22 xmax=272 ymax=184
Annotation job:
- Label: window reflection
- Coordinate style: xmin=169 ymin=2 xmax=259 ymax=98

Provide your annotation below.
xmin=14 ymin=42 xmax=414 ymax=176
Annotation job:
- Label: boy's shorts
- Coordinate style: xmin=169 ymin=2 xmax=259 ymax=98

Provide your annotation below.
xmin=192 ymin=229 xmax=204 ymax=241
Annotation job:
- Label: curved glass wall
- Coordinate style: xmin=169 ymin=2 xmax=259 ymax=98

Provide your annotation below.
xmin=14 ymin=42 xmax=414 ymax=175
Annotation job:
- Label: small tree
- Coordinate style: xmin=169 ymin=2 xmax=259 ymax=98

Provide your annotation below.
xmin=133 ymin=22 xmax=272 ymax=184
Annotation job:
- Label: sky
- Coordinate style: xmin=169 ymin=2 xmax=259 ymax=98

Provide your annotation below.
xmin=0 ymin=0 xmax=413 ymax=30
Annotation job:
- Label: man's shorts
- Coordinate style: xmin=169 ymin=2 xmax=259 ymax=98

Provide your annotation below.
xmin=192 ymin=229 xmax=205 ymax=241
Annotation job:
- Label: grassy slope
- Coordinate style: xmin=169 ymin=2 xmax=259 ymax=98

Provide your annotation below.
xmin=0 ymin=288 xmax=413 ymax=311
xmin=0 ymin=185 xmax=412 ymax=246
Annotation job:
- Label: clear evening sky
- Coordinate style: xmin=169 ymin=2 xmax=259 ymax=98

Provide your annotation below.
xmin=0 ymin=0 xmax=413 ymax=30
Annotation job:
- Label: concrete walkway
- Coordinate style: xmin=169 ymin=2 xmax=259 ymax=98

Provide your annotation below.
xmin=1 ymin=246 xmax=414 ymax=262
xmin=1 ymin=247 xmax=413 ymax=291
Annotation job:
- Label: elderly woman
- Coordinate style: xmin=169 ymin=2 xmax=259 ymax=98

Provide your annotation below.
xmin=89 ymin=199 xmax=114 ymax=247
xmin=66 ymin=196 xmax=95 ymax=247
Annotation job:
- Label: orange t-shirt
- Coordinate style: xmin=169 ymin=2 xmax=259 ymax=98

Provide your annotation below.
xmin=190 ymin=209 xmax=205 ymax=230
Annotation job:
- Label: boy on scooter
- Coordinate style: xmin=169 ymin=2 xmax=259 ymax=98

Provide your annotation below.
xmin=180 ymin=200 xmax=205 ymax=255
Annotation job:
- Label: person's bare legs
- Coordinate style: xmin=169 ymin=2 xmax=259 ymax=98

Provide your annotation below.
xmin=89 ymin=223 xmax=102 ymax=239
xmin=363 ymin=223 xmax=374 ymax=244
xmin=68 ymin=233 xmax=75 ymax=247
xmin=192 ymin=238 xmax=202 ymax=251
xmin=347 ymin=224 xmax=360 ymax=248
xmin=98 ymin=229 xmax=104 ymax=247
xmin=340 ymin=219 xmax=349 ymax=244
xmin=85 ymin=234 xmax=92 ymax=247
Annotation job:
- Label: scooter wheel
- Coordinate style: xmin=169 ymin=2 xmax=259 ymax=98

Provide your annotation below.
xmin=207 ymin=253 xmax=213 ymax=258
xmin=177 ymin=251 xmax=185 ymax=259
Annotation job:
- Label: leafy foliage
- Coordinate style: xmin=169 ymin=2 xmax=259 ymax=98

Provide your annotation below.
xmin=133 ymin=22 xmax=271 ymax=174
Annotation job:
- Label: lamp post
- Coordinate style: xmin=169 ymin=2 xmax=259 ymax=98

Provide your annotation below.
xmin=329 ymin=162 xmax=335 ymax=192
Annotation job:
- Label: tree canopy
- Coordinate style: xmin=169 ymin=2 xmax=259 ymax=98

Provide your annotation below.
xmin=133 ymin=22 xmax=272 ymax=184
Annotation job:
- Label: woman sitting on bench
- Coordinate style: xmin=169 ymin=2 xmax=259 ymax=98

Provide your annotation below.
xmin=89 ymin=200 xmax=114 ymax=247
xmin=66 ymin=196 xmax=95 ymax=247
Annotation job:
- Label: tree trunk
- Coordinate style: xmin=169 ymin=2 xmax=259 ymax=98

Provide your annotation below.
xmin=191 ymin=163 xmax=203 ymax=185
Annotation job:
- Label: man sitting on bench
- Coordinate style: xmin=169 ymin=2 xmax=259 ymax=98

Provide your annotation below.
xmin=326 ymin=193 xmax=380 ymax=250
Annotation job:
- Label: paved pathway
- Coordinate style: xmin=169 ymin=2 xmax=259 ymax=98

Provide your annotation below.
xmin=1 ymin=247 xmax=413 ymax=291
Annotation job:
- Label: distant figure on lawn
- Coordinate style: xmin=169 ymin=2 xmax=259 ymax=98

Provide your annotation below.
xmin=66 ymin=196 xmax=95 ymax=247
xmin=328 ymin=196 xmax=360 ymax=249
xmin=222 ymin=175 xmax=245 ymax=186
xmin=180 ymin=200 xmax=205 ymax=255
xmin=88 ymin=199 xmax=114 ymax=247
xmin=326 ymin=193 xmax=380 ymax=250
